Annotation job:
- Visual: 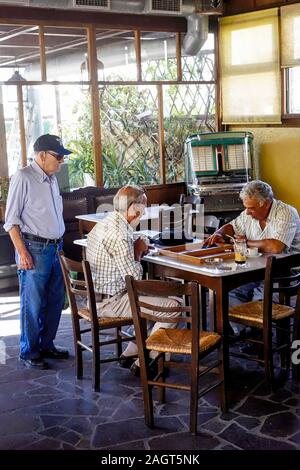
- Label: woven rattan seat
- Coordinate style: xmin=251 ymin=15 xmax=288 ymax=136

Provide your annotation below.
xmin=229 ymin=301 xmax=294 ymax=327
xmin=78 ymin=308 xmax=132 ymax=328
xmin=146 ymin=329 xmax=221 ymax=354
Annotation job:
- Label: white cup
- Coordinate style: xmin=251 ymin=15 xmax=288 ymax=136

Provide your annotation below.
xmin=247 ymin=247 xmax=258 ymax=257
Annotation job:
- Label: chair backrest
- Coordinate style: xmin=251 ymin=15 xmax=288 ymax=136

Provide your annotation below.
xmin=158 ymin=206 xmax=193 ymax=238
xmin=126 ymin=276 xmax=200 ymax=358
xmin=203 ymin=215 xmax=220 ymax=235
xmin=263 ymin=253 xmax=300 ymax=329
xmin=59 ymin=253 xmax=98 ymax=325
xmin=179 ymin=193 xmax=204 ymax=208
xmin=78 ymin=219 xmax=96 ymax=238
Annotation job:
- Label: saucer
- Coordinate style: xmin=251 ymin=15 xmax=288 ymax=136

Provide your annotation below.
xmin=246 ymin=252 xmax=262 ymax=258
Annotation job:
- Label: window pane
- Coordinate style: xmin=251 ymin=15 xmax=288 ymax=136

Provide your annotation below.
xmin=44 ymin=26 xmax=88 ymax=81
xmin=288 ymin=66 xmax=300 ymax=113
xmin=96 ymin=29 xmax=137 ymax=81
xmin=182 ymin=33 xmax=215 ymax=81
xmin=231 ymin=24 xmax=274 ymax=66
xmin=100 ymin=84 xmax=159 ymax=187
xmin=220 ymin=9 xmax=280 ymax=123
xmin=141 ymin=31 xmax=177 ymax=81
xmin=163 ymin=84 xmax=216 ymax=182
xmin=0 ymin=24 xmax=41 ymax=81
xmin=16 ymin=84 xmax=90 ymax=191
xmin=1 ymin=85 xmax=21 ymax=176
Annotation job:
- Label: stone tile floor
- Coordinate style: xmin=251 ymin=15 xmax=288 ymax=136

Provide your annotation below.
xmin=1 ymin=290 xmax=300 ymax=450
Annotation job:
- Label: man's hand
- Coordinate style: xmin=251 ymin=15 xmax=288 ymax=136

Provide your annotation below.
xmin=202 ymin=231 xmax=225 ymax=247
xmin=134 ymin=237 xmax=149 ymax=262
xmin=18 ymin=249 xmax=34 ymax=270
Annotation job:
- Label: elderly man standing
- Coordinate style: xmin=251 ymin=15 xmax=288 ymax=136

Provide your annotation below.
xmin=87 ymin=184 xmax=180 ymax=376
xmin=4 ymin=134 xmax=72 ymax=369
xmin=204 ymin=180 xmax=300 ymax=331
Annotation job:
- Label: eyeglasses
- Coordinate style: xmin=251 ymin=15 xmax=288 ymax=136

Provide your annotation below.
xmin=47 ymin=151 xmax=65 ymax=162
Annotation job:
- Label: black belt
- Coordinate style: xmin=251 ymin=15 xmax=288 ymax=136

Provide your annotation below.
xmin=23 ymin=233 xmax=63 ymax=244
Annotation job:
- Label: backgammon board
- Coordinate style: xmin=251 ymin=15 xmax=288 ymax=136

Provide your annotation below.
xmin=157 ymin=242 xmax=235 ymax=266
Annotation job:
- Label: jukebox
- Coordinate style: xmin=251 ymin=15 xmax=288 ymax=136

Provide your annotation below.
xmin=184 ymin=131 xmax=254 ymax=223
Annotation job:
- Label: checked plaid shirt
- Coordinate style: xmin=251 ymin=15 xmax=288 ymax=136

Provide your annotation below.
xmin=86 ymin=211 xmax=143 ymax=296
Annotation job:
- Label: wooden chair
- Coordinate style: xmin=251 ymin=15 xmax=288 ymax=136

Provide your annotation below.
xmin=179 ymin=193 xmax=203 ymax=207
xmin=78 ymin=219 xmax=96 ymax=238
xmin=158 ymin=206 xmax=193 ymax=242
xmin=125 ymin=276 xmax=228 ymax=434
xmin=78 ymin=219 xmax=96 ymax=259
xmin=179 ymin=194 xmax=203 ymax=235
xmin=204 ymin=215 xmax=220 ymax=235
xmin=229 ymin=253 xmax=300 ymax=389
xmin=59 ymin=253 xmax=135 ymax=391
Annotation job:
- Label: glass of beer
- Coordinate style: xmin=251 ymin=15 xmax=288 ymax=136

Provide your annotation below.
xmin=234 ymin=239 xmax=247 ymax=265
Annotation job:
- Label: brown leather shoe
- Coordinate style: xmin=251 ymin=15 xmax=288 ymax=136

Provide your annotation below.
xmin=40 ymin=347 xmax=69 ymax=360
xmin=119 ymin=354 xmax=135 ymax=369
xmin=130 ymin=362 xmax=140 ymax=377
xmin=19 ymin=356 xmax=48 ymax=370
xmin=130 ymin=361 xmax=159 ymax=379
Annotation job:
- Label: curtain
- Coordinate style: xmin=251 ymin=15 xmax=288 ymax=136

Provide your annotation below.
xmin=220 ymin=9 xmax=281 ymax=124
xmin=281 ymin=3 xmax=300 ymax=68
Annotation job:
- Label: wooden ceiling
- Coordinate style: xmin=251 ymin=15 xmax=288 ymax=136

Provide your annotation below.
xmin=225 ymin=0 xmax=300 ymax=15
xmin=0 ymin=1 xmax=298 ymax=69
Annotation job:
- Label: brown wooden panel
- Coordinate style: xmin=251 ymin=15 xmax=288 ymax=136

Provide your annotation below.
xmin=225 ymin=0 xmax=299 ymax=15
xmin=144 ymin=182 xmax=186 ymax=206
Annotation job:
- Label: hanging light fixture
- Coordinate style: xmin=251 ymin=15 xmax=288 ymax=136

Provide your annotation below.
xmin=6 ymin=70 xmax=27 ymax=83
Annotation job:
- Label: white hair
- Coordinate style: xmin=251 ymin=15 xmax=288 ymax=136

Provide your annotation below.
xmin=240 ymin=180 xmax=273 ymax=206
xmin=113 ymin=185 xmax=146 ymax=213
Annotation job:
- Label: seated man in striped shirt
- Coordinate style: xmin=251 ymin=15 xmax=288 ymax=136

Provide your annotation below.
xmin=86 ymin=184 xmax=181 ymax=376
xmin=203 ymin=180 xmax=300 ymax=335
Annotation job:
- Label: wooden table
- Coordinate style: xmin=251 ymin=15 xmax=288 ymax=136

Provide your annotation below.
xmin=143 ymin=250 xmax=269 ymax=380
xmin=76 ymin=205 xmax=200 ymax=233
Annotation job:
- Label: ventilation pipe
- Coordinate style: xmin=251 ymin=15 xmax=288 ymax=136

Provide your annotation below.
xmin=183 ymin=13 xmax=208 ymax=56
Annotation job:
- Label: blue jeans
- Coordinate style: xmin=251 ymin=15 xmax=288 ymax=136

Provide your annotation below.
xmin=229 ymin=282 xmax=264 ymax=308
xmin=16 ymin=240 xmax=64 ymax=359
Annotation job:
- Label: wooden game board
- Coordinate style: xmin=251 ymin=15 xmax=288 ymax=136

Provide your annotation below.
xmin=158 ymin=243 xmax=235 ymax=266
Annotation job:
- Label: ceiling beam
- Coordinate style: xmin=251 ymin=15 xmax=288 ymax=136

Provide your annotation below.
xmin=0 ymin=5 xmax=187 ymax=33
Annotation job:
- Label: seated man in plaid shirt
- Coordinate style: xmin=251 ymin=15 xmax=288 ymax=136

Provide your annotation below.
xmin=86 ymin=184 xmax=180 ymax=376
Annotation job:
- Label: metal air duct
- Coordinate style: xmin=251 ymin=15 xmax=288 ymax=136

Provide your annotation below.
xmin=182 ymin=12 xmax=208 ymax=56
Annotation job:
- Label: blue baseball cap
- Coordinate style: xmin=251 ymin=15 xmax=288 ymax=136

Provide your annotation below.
xmin=33 ymin=134 xmax=72 ymax=155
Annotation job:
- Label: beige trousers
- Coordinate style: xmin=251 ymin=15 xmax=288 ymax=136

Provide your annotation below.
xmin=97 ymin=291 xmax=181 ymax=362
xmin=97 ymin=291 xmax=181 ymax=334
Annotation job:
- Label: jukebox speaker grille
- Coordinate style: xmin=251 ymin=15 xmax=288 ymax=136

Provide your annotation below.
xmin=192 ymin=146 xmax=217 ymax=174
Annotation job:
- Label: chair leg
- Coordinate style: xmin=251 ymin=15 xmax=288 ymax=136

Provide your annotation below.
xmin=115 ymin=326 xmax=122 ymax=358
xmin=92 ymin=327 xmax=100 ymax=392
xmin=189 ymin=355 xmax=199 ymax=434
xmin=264 ymin=329 xmax=274 ymax=391
xmin=284 ymin=319 xmax=291 ymax=374
xmin=140 ymin=355 xmax=154 ymax=427
xmin=75 ymin=341 xmax=83 ymax=380
xmin=74 ymin=319 xmax=83 ymax=380
xmin=157 ymin=354 xmax=165 ymax=404
xmin=218 ymin=344 xmax=228 ymax=413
